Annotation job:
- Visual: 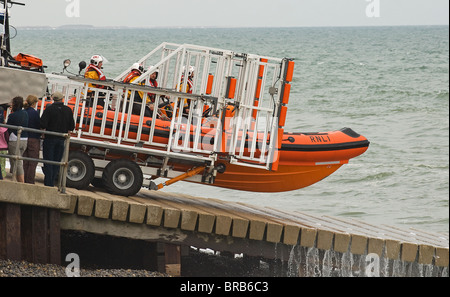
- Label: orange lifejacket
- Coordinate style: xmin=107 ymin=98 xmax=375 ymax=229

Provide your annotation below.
xmin=178 ymin=76 xmax=194 ymax=112
xmin=84 ymin=64 xmax=106 ymax=89
xmin=123 ymin=70 xmax=141 ymax=84
xmin=123 ymin=70 xmax=146 ymax=102
xmin=147 ymin=79 xmax=158 ymax=104
xmin=179 ymin=76 xmax=193 ymax=94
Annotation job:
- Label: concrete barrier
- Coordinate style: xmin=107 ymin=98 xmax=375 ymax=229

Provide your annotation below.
xmin=1 ymin=177 xmax=448 ymax=276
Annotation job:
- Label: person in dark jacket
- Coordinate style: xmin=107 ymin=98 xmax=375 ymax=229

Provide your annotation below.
xmin=0 ymin=105 xmax=4 ymax=124
xmin=23 ymin=95 xmax=41 ymax=184
xmin=6 ymin=96 xmax=29 ymax=182
xmin=0 ymin=104 xmax=6 ymax=179
xmin=40 ymin=92 xmax=75 ymax=187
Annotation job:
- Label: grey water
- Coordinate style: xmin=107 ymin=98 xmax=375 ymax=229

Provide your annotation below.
xmin=10 ymin=26 xmax=449 ymax=235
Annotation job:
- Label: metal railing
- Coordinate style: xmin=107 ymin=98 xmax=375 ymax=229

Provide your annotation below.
xmin=0 ymin=123 xmax=71 ymax=193
xmin=43 ymin=42 xmax=290 ymax=173
xmin=114 ymin=42 xmax=288 ymax=170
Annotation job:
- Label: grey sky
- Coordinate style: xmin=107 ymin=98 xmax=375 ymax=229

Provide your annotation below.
xmin=8 ymin=0 xmax=450 ymax=28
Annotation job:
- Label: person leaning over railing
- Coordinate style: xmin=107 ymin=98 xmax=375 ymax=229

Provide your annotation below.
xmin=6 ymin=96 xmax=29 ymax=183
xmin=40 ymin=92 xmax=75 ymax=187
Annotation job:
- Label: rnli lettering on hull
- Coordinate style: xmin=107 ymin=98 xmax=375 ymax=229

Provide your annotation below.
xmin=310 ymin=135 xmax=331 ymax=143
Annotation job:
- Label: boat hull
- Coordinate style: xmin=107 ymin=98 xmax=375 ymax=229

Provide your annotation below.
xmin=206 ymin=163 xmax=344 ymax=192
xmin=167 ymin=129 xmax=369 ymax=192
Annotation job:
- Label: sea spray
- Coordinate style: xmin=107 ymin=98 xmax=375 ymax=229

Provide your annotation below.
xmin=322 ymin=250 xmax=335 ymax=277
xmin=341 ymin=250 xmax=353 ymax=277
xmin=305 ymin=247 xmax=321 ymax=277
xmin=287 ymin=245 xmax=302 ymax=277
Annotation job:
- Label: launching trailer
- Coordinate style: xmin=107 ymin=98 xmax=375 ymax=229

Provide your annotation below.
xmin=2 ymin=40 xmax=369 ymax=196
xmin=43 ymin=42 xmax=297 ymax=196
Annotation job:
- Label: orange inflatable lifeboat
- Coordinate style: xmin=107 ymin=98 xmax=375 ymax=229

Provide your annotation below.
xmin=40 ymin=97 xmax=369 ymax=193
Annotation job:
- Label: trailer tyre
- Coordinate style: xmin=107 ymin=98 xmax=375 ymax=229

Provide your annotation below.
xmin=102 ymin=159 xmax=143 ymax=197
xmin=66 ymin=151 xmax=95 ymax=189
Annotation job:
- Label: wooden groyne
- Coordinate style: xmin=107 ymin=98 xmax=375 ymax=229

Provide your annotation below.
xmin=1 ymin=175 xmax=448 ymax=277
xmin=0 ymin=179 xmax=69 ymax=265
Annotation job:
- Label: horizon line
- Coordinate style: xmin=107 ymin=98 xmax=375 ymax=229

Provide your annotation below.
xmin=15 ymin=23 xmax=450 ymax=30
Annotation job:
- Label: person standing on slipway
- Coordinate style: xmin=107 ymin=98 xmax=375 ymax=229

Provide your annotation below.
xmin=40 ymin=92 xmax=75 ymax=187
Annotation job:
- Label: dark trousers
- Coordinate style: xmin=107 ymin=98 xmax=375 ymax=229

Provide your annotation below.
xmin=43 ymin=137 xmax=65 ymax=187
xmin=23 ymin=137 xmax=40 ymax=184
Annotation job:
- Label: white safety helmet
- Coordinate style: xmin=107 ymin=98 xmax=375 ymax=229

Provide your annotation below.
xmin=182 ymin=65 xmax=195 ymax=77
xmin=147 ymin=65 xmax=159 ymax=74
xmin=90 ymin=55 xmax=103 ymax=66
xmin=147 ymin=65 xmax=159 ymax=79
xmin=131 ymin=62 xmax=144 ymax=73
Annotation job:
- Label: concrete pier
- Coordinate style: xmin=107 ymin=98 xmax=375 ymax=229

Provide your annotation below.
xmin=0 ymin=176 xmax=448 ymax=277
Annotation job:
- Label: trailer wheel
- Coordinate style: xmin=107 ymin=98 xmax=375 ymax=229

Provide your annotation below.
xmin=66 ymin=151 xmax=95 ymax=189
xmin=102 ymin=159 xmax=143 ymax=196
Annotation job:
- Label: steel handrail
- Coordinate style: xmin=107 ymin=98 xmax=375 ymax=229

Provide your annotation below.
xmin=0 ymin=123 xmax=71 ymax=193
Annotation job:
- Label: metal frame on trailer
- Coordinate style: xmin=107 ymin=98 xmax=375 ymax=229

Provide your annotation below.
xmin=42 ymin=42 xmax=294 ymax=194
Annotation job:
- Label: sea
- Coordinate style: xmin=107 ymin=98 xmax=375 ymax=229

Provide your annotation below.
xmin=10 ymin=26 xmax=449 ymax=235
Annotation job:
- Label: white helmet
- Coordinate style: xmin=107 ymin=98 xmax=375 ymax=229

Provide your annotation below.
xmin=182 ymin=65 xmax=195 ymax=77
xmin=147 ymin=65 xmax=159 ymax=79
xmin=90 ymin=55 xmax=103 ymax=66
xmin=131 ymin=62 xmax=144 ymax=73
xmin=147 ymin=65 xmax=159 ymax=74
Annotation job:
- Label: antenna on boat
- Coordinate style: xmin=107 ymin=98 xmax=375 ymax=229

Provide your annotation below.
xmin=1 ymin=0 xmax=25 ymax=66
